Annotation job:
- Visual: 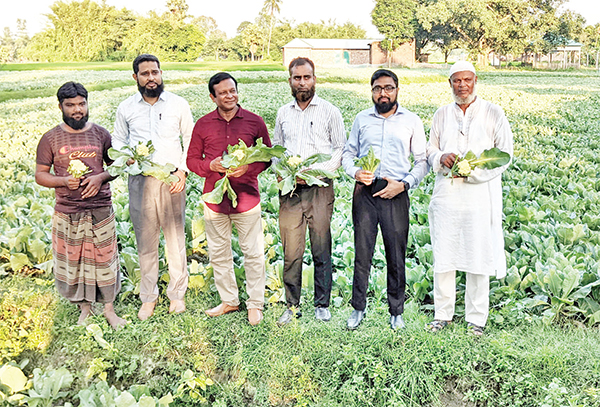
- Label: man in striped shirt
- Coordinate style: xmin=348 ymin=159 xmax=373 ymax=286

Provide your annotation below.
xmin=273 ymin=57 xmax=347 ymax=326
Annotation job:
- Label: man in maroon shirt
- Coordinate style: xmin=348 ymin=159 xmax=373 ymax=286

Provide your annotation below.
xmin=187 ymin=72 xmax=271 ymax=326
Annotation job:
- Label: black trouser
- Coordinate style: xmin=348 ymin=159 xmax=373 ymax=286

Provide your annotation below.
xmin=279 ymin=181 xmax=334 ymax=308
xmin=351 ymin=182 xmax=409 ymax=316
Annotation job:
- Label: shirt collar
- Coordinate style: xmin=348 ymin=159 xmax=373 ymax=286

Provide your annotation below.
xmin=291 ymin=93 xmax=321 ymax=110
xmin=134 ymin=91 xmax=168 ymax=104
xmin=212 ymin=105 xmax=245 ymax=121
xmin=368 ymin=103 xmax=405 ymax=118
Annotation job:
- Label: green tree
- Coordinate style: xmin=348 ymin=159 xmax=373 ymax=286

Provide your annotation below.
xmin=23 ymin=0 xmax=135 ymax=61
xmin=241 ymin=23 xmax=263 ymax=61
xmin=372 ymin=0 xmax=416 ymax=66
xmin=165 ymin=0 xmax=189 ymax=25
xmin=262 ymin=0 xmax=282 ymax=58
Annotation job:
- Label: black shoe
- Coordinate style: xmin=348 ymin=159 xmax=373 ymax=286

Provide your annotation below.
xmin=277 ymin=307 xmax=301 ymax=327
xmin=390 ymin=314 xmax=406 ymax=330
xmin=346 ymin=310 xmax=366 ymax=330
xmin=315 ymin=307 xmax=331 ymax=322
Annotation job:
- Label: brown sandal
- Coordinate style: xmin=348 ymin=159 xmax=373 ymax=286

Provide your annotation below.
xmin=426 ymin=320 xmax=449 ymax=332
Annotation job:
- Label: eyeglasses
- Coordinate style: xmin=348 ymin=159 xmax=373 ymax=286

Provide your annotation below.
xmin=372 ymin=85 xmax=396 ymax=94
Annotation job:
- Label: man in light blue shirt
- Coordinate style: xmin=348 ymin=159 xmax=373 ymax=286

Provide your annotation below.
xmin=342 ymin=69 xmax=428 ymax=330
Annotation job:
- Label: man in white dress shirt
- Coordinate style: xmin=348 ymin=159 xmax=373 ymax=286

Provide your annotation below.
xmin=113 ymin=54 xmax=194 ymax=320
xmin=273 ymin=57 xmax=346 ymax=326
xmin=426 ymin=61 xmax=513 ymax=336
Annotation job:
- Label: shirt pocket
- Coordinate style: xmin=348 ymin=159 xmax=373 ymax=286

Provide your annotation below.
xmin=159 ymin=114 xmax=181 ymax=139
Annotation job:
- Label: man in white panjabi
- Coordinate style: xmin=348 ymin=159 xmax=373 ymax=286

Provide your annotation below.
xmin=426 ymin=61 xmax=513 ymax=336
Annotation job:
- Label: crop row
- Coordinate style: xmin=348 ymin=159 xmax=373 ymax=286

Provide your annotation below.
xmin=1 ymin=69 xmax=600 ymax=330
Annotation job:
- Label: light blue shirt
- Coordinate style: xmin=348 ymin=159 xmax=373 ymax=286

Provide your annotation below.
xmin=342 ymin=105 xmax=429 ymax=188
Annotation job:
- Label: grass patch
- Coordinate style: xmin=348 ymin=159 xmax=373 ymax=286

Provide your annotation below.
xmin=0 ymin=61 xmax=286 ymax=72
xmin=2 ymin=274 xmax=600 ymax=406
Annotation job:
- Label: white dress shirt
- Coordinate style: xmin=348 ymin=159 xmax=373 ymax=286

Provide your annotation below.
xmin=113 ymin=90 xmax=194 ymax=172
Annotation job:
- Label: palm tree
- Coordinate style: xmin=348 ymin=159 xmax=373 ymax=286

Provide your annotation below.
xmin=262 ymin=0 xmax=282 ymax=58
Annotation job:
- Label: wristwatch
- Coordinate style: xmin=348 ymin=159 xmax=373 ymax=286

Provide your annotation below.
xmin=401 ymin=180 xmax=410 ymax=191
xmin=172 ymin=168 xmax=188 ymax=177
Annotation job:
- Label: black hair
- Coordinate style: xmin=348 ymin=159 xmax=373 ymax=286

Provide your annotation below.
xmin=57 ymin=82 xmax=88 ymax=104
xmin=133 ymin=54 xmax=160 ymax=74
xmin=288 ymin=57 xmax=315 ymax=75
xmin=208 ymin=72 xmax=238 ymax=97
xmin=370 ymin=69 xmax=398 ymax=87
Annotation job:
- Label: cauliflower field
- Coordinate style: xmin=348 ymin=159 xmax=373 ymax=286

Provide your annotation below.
xmin=2 ymin=66 xmax=600 ymax=406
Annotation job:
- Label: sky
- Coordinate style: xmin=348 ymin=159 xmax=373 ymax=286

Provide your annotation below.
xmin=2 ymin=0 xmax=599 ymax=39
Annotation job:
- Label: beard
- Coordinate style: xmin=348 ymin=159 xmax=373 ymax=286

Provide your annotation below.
xmin=138 ymin=81 xmax=164 ymax=98
xmin=63 ymin=112 xmax=89 ymax=130
xmin=373 ymin=96 xmax=397 ymax=114
xmin=452 ymin=84 xmax=477 ymax=106
xmin=292 ymin=85 xmax=315 ymax=103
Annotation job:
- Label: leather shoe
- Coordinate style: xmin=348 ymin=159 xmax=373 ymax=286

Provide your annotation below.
xmin=138 ymin=302 xmax=156 ymax=321
xmin=315 ymin=307 xmax=331 ymax=322
xmin=390 ymin=314 xmax=406 ymax=330
xmin=205 ymin=303 xmax=239 ymax=317
xmin=169 ymin=299 xmax=186 ymax=314
xmin=248 ymin=309 xmax=263 ymax=326
xmin=277 ymin=307 xmax=301 ymax=327
xmin=346 ymin=309 xmax=366 ymax=330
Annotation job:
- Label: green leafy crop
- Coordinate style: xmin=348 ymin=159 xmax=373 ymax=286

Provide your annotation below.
xmin=273 ymin=153 xmax=337 ymax=196
xmin=354 ymin=146 xmax=381 ymax=173
xmin=202 ymin=139 xmax=285 ymax=207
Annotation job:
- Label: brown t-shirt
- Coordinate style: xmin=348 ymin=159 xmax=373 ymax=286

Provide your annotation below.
xmin=36 ymin=123 xmax=112 ymax=213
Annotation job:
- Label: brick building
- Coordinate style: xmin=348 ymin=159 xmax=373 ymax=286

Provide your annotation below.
xmin=282 ymin=38 xmax=415 ymax=68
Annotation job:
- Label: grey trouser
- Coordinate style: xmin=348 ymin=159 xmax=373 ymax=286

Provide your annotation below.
xmin=128 ymin=175 xmax=188 ymax=303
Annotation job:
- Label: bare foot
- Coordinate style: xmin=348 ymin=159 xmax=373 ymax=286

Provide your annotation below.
xmin=78 ymin=303 xmax=93 ymax=325
xmin=104 ymin=303 xmax=128 ymax=329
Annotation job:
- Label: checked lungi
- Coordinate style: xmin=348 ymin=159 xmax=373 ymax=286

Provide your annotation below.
xmin=51 ymin=206 xmax=121 ymax=304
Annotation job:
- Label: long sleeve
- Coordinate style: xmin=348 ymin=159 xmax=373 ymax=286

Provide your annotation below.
xmin=112 ymin=104 xmax=129 ymax=151
xmin=342 ymin=116 xmax=361 ymax=179
xmin=186 ymin=120 xmax=212 ymax=178
xmin=179 ymin=102 xmax=194 ymax=173
xmin=271 ymin=110 xmax=284 ymax=166
xmin=405 ymin=117 xmax=429 ymax=188
xmin=466 ymin=113 xmax=514 ymax=184
xmin=427 ymin=111 xmax=446 ymax=174
xmin=312 ymin=108 xmax=346 ymax=173
xmin=246 ymin=118 xmax=272 ymax=178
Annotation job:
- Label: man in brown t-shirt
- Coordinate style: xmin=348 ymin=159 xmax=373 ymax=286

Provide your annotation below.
xmin=35 ymin=82 xmax=126 ymax=329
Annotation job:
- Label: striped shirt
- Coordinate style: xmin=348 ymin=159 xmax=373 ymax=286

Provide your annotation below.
xmin=273 ymin=94 xmax=346 ymax=173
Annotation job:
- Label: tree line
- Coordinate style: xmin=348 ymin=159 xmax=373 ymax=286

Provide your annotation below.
xmin=1 ymin=0 xmax=599 ymax=65
xmin=373 ymin=0 xmax=600 ymax=66
xmin=0 ymin=0 xmax=365 ymax=63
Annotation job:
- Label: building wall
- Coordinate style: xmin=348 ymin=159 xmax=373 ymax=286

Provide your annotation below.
xmin=349 ymin=50 xmax=370 ymax=65
xmin=282 ymin=41 xmax=416 ymax=67
xmin=283 ymin=47 xmax=312 ymax=67
xmin=370 ymin=40 xmax=415 ymax=67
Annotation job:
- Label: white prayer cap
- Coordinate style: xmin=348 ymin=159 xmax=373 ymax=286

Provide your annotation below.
xmin=449 ymin=61 xmax=476 ymax=78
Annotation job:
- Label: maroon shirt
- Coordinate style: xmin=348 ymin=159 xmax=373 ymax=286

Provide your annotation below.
xmin=36 ymin=123 xmax=112 ymax=214
xmin=187 ymin=107 xmax=271 ymax=214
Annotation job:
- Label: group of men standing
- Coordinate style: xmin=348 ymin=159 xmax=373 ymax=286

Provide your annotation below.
xmin=35 ymin=54 xmax=512 ymax=335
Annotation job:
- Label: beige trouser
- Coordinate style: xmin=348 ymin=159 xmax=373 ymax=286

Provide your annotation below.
xmin=129 ymin=175 xmax=188 ymax=303
xmin=434 ymin=270 xmax=490 ymax=327
xmin=204 ymin=204 xmax=265 ymax=310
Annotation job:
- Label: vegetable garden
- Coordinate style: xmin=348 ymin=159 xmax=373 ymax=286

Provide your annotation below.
xmin=1 ymin=66 xmax=600 ymax=406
